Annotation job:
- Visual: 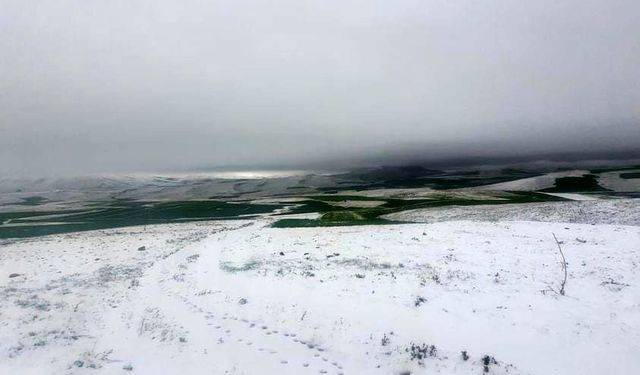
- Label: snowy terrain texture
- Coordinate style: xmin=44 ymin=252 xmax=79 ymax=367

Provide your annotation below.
xmin=1 ymin=201 xmax=640 ymax=374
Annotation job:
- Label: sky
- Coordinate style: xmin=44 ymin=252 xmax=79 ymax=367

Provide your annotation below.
xmin=1 ymin=0 xmax=639 ymax=176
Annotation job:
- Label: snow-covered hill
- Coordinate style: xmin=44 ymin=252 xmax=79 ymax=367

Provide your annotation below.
xmin=386 ymin=199 xmax=640 ymax=226
xmin=1 ymin=202 xmax=639 ymax=374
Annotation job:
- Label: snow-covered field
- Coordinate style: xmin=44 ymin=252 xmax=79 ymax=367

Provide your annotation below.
xmin=1 ymin=202 xmax=640 ymax=375
xmin=471 ymin=171 xmax=590 ymax=192
xmin=386 ymin=199 xmax=640 ymax=226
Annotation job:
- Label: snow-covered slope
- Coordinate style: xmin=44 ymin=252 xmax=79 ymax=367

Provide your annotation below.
xmin=471 ymin=170 xmax=589 ymax=192
xmin=598 ymin=170 xmax=640 ymax=191
xmin=1 ymin=212 xmax=639 ymax=374
xmin=386 ymin=199 xmax=640 ymax=226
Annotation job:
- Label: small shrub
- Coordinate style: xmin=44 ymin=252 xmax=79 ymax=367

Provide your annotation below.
xmin=482 ymin=355 xmax=498 ymax=373
xmin=219 ymin=260 xmax=261 ymax=273
xmin=381 ymin=334 xmax=390 ymax=346
xmin=186 ymin=254 xmax=200 ymax=263
xmin=407 ymin=343 xmax=437 ymax=364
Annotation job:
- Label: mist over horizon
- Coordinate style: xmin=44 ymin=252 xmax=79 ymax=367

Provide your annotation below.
xmin=2 ymin=1 xmax=639 ymax=177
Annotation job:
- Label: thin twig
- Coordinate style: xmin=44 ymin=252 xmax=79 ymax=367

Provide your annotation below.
xmin=552 ymin=233 xmax=567 ymax=296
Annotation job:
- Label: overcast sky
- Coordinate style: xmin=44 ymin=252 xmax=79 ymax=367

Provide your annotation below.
xmin=1 ymin=0 xmax=639 ymax=176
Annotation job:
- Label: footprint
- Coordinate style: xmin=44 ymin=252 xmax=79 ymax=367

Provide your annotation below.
xmin=184 ymin=299 xmax=343 ymax=372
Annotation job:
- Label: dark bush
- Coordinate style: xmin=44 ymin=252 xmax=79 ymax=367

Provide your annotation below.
xmin=407 ymin=343 xmax=437 ymax=364
xmin=482 ymin=355 xmax=498 ymax=373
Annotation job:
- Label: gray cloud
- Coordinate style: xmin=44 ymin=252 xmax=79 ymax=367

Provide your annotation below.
xmin=1 ymin=0 xmax=639 ymax=176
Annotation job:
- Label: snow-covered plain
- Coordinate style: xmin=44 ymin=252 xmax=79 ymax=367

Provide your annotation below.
xmin=1 ymin=202 xmax=640 ymax=375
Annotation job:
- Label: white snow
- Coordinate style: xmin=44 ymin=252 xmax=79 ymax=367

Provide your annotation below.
xmin=386 ymin=199 xmax=640 ymax=226
xmin=474 ymin=170 xmax=589 ymax=192
xmin=541 ymin=193 xmax=600 ymax=201
xmin=598 ymin=170 xmax=640 ymax=192
xmin=1 ymin=203 xmax=640 ymax=375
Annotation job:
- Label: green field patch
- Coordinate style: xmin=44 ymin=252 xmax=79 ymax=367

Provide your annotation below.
xmin=541 ymin=175 xmax=608 ymax=192
xmin=271 ymin=191 xmax=567 ymax=228
xmin=320 ymin=211 xmax=366 ymax=221
xmin=270 ymin=218 xmax=396 ymax=228
xmin=620 ymin=172 xmax=640 ymax=179
xmin=589 ymin=165 xmax=640 ymax=174
xmin=275 ymin=200 xmax=340 ymax=215
xmin=0 ymin=200 xmax=283 ymax=239
xmin=306 ymin=195 xmax=388 ymax=202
